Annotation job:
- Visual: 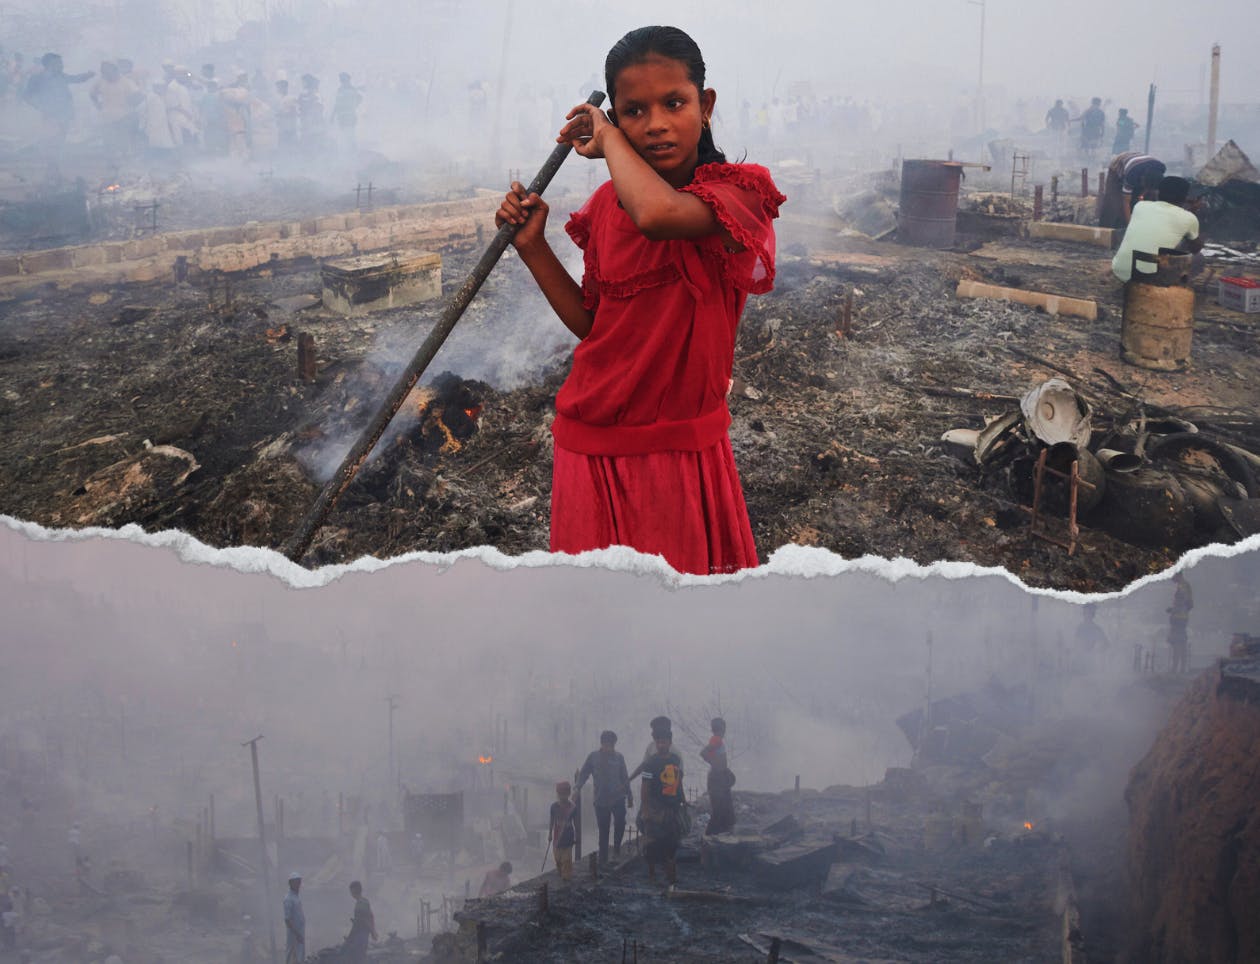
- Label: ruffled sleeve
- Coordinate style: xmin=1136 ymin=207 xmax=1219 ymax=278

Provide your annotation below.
xmin=565 ymin=186 xmax=605 ymax=312
xmin=683 ymin=163 xmax=786 ymax=294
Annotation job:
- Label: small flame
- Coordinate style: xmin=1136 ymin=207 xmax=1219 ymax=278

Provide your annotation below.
xmin=103 ymin=184 xmax=121 ymax=193
xmin=1023 ymin=821 xmax=1034 ymax=830
xmin=231 ymin=640 xmax=238 ymax=648
xmin=464 ymin=404 xmax=483 ymax=421
xmin=478 ymin=755 xmax=493 ymax=765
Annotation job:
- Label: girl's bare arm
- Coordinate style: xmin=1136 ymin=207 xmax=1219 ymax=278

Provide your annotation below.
xmin=517 ymin=237 xmax=593 ymax=340
xmin=496 ymin=183 xmax=594 ymax=340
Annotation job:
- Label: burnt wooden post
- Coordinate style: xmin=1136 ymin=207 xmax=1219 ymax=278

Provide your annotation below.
xmin=1051 ymin=175 xmax=1059 ymax=206
xmin=1033 ymin=185 xmax=1044 ymax=221
xmin=573 ymin=768 xmax=582 ymax=862
xmin=1080 ymin=168 xmax=1088 ymax=198
xmin=768 ymin=937 xmax=782 ymax=963
xmin=476 ymin=921 xmax=487 ymax=962
xmin=1098 ymin=171 xmax=1105 ymax=197
xmin=297 ymin=333 xmax=317 ymax=382
xmin=589 ymin=852 xmax=599 ymax=880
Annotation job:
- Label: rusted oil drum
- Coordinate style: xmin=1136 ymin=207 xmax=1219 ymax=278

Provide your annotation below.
xmin=898 ymin=160 xmax=964 ymax=248
xmin=1121 ymin=252 xmax=1195 ymax=371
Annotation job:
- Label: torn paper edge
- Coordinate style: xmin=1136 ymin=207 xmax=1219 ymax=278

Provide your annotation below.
xmin=4 ymin=513 xmax=1256 ymax=600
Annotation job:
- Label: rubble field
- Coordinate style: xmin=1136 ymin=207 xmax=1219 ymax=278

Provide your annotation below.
xmin=1 ymin=178 xmax=1258 ymax=591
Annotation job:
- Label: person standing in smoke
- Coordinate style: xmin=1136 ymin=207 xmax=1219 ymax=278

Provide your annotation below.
xmin=1074 ymin=97 xmax=1106 ymax=158
xmin=282 ymin=872 xmax=305 ymax=963
xmin=298 ymin=74 xmax=325 ymax=153
xmin=1167 ymin=572 xmax=1194 ymax=673
xmin=274 ymin=77 xmax=298 ymax=154
xmin=637 ymin=717 xmax=684 ymax=884
xmin=700 ymin=717 xmax=735 ymax=835
xmin=89 ymin=61 xmax=139 ymax=163
xmin=331 ymin=72 xmax=363 ymax=154
xmin=341 ymin=880 xmax=376 ymax=963
xmin=1112 ymin=107 xmax=1138 ymax=153
xmin=23 ymin=53 xmax=94 ymax=144
xmin=165 ymin=66 xmax=200 ymax=155
xmin=575 ymin=730 xmax=634 ymax=865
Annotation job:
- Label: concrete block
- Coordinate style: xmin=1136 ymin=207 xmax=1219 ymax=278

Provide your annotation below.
xmin=165 ymin=231 xmax=203 ymax=252
xmin=316 ymin=215 xmax=347 ymax=233
xmin=71 ymin=246 xmax=108 ymax=268
xmin=321 ymin=250 xmax=442 ymax=315
xmin=122 ymin=237 xmax=163 ymax=260
xmin=205 ymin=226 xmax=244 ymax=247
xmin=21 ymin=248 xmax=73 ymax=274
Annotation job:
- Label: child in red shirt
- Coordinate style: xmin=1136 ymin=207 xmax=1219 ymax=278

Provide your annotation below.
xmin=496 ymin=26 xmax=785 ymax=576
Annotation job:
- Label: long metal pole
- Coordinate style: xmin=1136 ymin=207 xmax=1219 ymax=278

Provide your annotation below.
xmin=1144 ymin=83 xmax=1156 ymax=155
xmin=386 ymin=694 xmax=399 ymax=789
xmin=1207 ymin=44 xmax=1220 ymax=157
xmin=244 ymin=736 xmax=277 ymax=964
xmin=281 ymin=90 xmax=607 ymax=564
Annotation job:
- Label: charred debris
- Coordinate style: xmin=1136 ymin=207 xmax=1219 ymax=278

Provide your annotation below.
xmin=2 ymin=143 xmax=1260 ymax=589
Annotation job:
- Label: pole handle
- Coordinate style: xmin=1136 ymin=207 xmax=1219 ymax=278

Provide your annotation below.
xmin=281 ymin=91 xmax=606 ymax=563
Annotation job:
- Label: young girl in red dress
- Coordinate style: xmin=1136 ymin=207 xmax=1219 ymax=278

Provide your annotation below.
xmin=495 ymin=25 xmax=785 ymax=575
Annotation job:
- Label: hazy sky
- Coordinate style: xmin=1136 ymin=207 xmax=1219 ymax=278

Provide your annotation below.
xmin=548 ymin=0 xmax=1256 ymax=105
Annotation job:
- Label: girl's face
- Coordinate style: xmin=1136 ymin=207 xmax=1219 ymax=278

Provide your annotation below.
xmin=611 ymin=55 xmax=715 ymax=188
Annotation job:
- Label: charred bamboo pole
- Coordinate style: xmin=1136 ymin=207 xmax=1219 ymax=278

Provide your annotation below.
xmin=281 ymin=90 xmax=607 ymax=564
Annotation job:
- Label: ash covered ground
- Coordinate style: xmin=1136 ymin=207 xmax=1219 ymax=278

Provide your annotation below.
xmin=2 ymin=174 xmax=1259 ymax=591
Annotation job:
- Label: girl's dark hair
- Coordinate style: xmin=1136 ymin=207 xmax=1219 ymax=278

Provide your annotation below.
xmin=605 ymin=25 xmax=726 ymax=166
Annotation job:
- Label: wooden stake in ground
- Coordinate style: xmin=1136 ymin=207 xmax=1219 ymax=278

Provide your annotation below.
xmin=281 ymin=91 xmax=606 ymax=564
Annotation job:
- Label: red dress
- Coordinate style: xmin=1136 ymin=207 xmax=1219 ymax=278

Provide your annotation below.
xmin=551 ymin=163 xmax=785 ymax=575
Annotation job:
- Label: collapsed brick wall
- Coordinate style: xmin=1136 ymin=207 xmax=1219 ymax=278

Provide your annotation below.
xmin=0 ymin=194 xmax=503 ymax=295
xmin=1125 ymin=668 xmax=1260 ymax=963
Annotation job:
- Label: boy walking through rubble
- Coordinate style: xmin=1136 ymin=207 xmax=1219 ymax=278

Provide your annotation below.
xmin=700 ymin=717 xmax=736 ymax=835
xmin=549 ymin=782 xmax=578 ymax=880
xmin=637 ymin=717 xmax=684 ymax=884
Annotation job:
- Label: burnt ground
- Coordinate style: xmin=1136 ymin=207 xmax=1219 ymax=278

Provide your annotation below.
xmin=438 ymin=777 xmax=1070 ymax=964
xmin=1 ymin=188 xmax=1259 ymax=591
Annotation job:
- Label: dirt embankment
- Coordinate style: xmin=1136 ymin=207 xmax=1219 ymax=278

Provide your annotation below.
xmin=1125 ymin=664 xmax=1260 ymax=963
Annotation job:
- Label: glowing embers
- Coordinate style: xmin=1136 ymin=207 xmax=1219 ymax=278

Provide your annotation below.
xmin=403 ymin=372 xmax=485 ymax=456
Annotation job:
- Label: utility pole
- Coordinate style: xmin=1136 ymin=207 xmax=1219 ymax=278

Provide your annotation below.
xmin=968 ymin=0 xmax=986 ymax=132
xmin=1207 ymin=43 xmax=1221 ymax=158
xmin=385 ymin=694 xmax=400 ymax=788
xmin=243 ymin=736 xmax=278 ymax=964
